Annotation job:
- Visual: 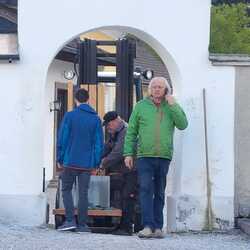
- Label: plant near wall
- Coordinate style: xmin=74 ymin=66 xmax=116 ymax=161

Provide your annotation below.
xmin=212 ymin=0 xmax=250 ymax=5
xmin=209 ymin=3 xmax=250 ymax=54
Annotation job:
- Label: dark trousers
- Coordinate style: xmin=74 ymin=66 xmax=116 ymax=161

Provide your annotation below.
xmin=136 ymin=157 xmax=170 ymax=230
xmin=110 ymin=171 xmax=137 ymax=230
xmin=60 ymin=168 xmax=91 ymax=226
xmin=121 ymin=171 xmax=137 ymax=230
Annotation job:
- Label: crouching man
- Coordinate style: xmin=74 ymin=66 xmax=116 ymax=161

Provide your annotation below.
xmin=101 ymin=111 xmax=137 ymax=236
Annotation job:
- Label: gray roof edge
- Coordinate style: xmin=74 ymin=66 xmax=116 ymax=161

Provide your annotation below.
xmin=209 ymin=53 xmax=250 ymax=66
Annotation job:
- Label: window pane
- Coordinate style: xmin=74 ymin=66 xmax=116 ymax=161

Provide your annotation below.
xmin=0 ymin=33 xmax=18 ymax=55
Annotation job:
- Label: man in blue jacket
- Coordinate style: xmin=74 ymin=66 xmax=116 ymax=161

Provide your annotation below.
xmin=57 ymin=88 xmax=104 ymax=232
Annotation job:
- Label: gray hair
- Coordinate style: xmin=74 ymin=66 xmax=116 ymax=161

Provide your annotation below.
xmin=148 ymin=77 xmax=172 ymax=96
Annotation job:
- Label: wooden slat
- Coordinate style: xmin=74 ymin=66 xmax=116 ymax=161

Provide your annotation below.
xmin=53 ymin=208 xmax=122 ymax=217
xmin=98 ymin=84 xmax=105 ymax=118
xmin=67 ymin=80 xmax=74 ymax=111
xmin=89 ymin=85 xmax=97 ymax=109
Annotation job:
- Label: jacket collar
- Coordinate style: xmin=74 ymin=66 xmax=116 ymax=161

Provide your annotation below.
xmin=145 ymin=97 xmax=166 ymax=107
xmin=77 ymin=103 xmax=97 ymax=114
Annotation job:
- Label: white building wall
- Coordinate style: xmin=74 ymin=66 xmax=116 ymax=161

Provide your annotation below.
xmin=44 ymin=60 xmax=76 ymax=182
xmin=176 ymin=67 xmax=235 ymax=230
xmin=0 ymin=0 xmax=235 ymax=229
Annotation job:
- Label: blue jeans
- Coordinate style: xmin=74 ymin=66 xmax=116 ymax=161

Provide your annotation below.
xmin=60 ymin=168 xmax=91 ymax=226
xmin=136 ymin=157 xmax=170 ymax=230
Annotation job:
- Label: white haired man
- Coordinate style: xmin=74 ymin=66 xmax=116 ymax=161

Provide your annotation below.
xmin=124 ymin=77 xmax=188 ymax=238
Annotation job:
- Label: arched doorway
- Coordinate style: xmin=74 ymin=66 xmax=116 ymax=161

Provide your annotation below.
xmin=44 ymin=26 xmax=182 ymax=231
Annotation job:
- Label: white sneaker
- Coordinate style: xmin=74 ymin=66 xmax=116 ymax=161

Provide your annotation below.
xmin=153 ymin=229 xmax=165 ymax=239
xmin=138 ymin=227 xmax=153 ymax=238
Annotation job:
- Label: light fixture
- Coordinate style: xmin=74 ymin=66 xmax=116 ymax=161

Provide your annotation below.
xmin=49 ymin=100 xmax=61 ymax=112
xmin=133 ymin=67 xmax=154 ymax=80
xmin=63 ymin=70 xmax=75 ymax=80
xmin=142 ymin=69 xmax=154 ymax=80
xmin=133 ymin=67 xmax=142 ymax=78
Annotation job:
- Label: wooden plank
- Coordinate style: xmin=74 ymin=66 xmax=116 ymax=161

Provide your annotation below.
xmin=89 ymin=85 xmax=97 ymax=109
xmin=98 ymin=83 xmax=105 ymax=118
xmin=53 ymin=208 xmax=122 ymax=217
xmin=67 ymin=80 xmax=74 ymax=111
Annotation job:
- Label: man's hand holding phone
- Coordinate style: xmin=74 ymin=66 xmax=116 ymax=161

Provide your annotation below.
xmin=165 ymin=94 xmax=175 ymax=106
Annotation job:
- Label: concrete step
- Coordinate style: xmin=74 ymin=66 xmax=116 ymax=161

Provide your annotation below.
xmin=237 ymin=218 xmax=250 ymax=236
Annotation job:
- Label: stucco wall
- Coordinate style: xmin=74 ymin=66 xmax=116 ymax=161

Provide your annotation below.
xmin=0 ymin=0 xmax=235 ymax=228
xmin=235 ymin=67 xmax=250 ymax=218
xmin=44 ymin=60 xmax=76 ymax=182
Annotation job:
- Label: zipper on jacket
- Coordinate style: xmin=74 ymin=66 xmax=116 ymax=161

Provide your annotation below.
xmin=155 ymin=107 xmax=162 ymax=156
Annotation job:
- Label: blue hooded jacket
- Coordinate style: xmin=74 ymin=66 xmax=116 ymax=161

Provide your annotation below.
xmin=57 ymin=104 xmax=104 ymax=169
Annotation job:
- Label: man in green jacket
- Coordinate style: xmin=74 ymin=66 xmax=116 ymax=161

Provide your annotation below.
xmin=124 ymin=77 xmax=188 ymax=238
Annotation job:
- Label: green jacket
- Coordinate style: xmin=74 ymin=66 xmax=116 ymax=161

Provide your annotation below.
xmin=123 ymin=97 xmax=188 ymax=160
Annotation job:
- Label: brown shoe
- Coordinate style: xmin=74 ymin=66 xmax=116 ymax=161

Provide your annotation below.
xmin=138 ymin=227 xmax=153 ymax=238
xmin=152 ymin=229 xmax=165 ymax=239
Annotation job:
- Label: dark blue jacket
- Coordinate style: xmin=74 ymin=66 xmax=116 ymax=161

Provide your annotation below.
xmin=57 ymin=104 xmax=104 ymax=169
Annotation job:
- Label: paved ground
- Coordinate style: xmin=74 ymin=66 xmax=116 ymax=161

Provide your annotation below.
xmin=0 ymin=224 xmax=250 ymax=250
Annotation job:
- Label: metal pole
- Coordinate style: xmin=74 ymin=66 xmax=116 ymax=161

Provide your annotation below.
xmin=43 ymin=167 xmax=46 ymax=192
xmin=134 ymin=76 xmax=143 ymax=102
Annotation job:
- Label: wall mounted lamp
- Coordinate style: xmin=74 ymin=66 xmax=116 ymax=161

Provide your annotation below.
xmin=49 ymin=100 xmax=61 ymax=112
xmin=63 ymin=70 xmax=75 ymax=80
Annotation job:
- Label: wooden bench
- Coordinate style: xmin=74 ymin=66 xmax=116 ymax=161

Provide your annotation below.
xmin=53 ymin=208 xmax=122 ymax=217
xmin=53 ymin=208 xmax=122 ymax=232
